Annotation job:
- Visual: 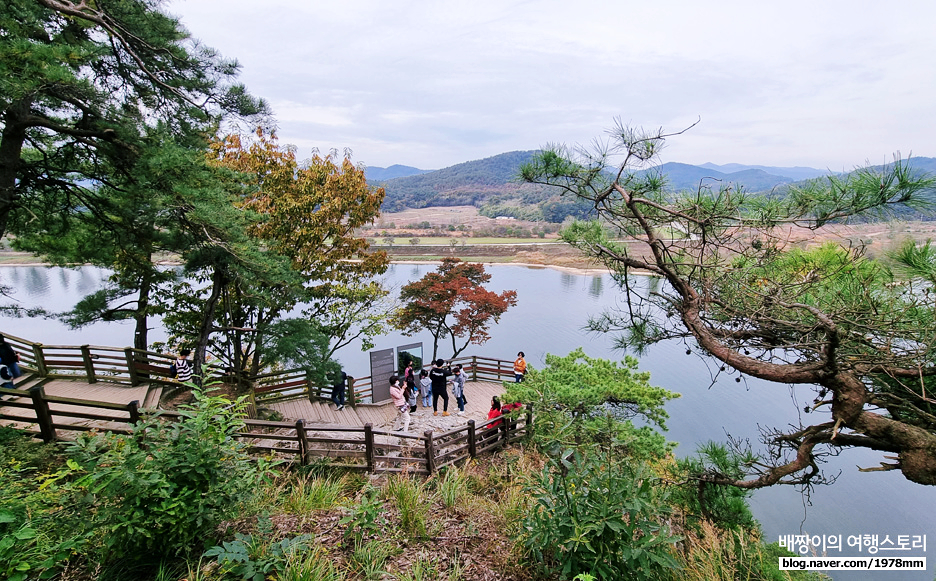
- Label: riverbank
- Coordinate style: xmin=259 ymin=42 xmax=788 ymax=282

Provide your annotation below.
xmin=0 ymin=242 xmax=614 ymax=275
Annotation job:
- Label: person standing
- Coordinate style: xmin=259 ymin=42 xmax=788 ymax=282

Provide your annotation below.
xmin=429 ymin=358 xmax=452 ymax=416
xmin=331 ymin=369 xmax=347 ymax=410
xmin=172 ymin=348 xmax=194 ymax=383
xmin=419 ymin=369 xmax=432 ymax=408
xmin=403 ymin=360 xmax=416 ymax=390
xmin=513 ymin=351 xmax=527 ymax=383
xmin=452 ymin=364 xmax=467 ymax=415
xmin=389 ymin=375 xmax=410 ymax=432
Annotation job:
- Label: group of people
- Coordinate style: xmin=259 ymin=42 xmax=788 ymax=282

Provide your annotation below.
xmin=388 ymin=358 xmax=467 ymax=432
xmin=385 ymin=352 xmax=527 ymax=433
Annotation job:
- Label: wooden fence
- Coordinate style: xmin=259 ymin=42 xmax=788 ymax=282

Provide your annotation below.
xmin=0 ymin=385 xmax=531 ymax=475
xmin=2 ymin=332 xmax=519 ymax=406
xmin=253 ymin=354 xmax=517 ymax=405
xmin=2 ymin=332 xmax=177 ymax=387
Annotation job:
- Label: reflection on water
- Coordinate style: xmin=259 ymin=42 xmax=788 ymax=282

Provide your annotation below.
xmin=559 ymin=271 xmax=576 ymax=291
xmin=0 ymin=263 xmax=931 ymax=580
xmin=25 ymin=267 xmax=51 ymax=297
xmin=588 ymin=275 xmax=603 ymax=298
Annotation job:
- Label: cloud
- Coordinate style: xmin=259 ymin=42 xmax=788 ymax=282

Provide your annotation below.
xmin=168 ymin=0 xmax=936 ymax=169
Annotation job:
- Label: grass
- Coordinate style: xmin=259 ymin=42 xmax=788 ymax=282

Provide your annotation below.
xmin=1 ymin=427 xmax=825 ymax=581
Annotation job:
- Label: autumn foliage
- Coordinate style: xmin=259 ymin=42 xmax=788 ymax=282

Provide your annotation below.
xmin=393 ymin=258 xmax=518 ymax=359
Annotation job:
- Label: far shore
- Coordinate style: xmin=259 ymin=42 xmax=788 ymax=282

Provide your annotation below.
xmin=0 ymin=252 xmax=613 ymax=276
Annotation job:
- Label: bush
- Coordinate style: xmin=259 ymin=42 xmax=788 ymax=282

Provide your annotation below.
xmin=68 ymin=387 xmax=276 ymax=560
xmin=672 ymin=441 xmax=757 ymax=531
xmin=0 ymin=429 xmax=86 ymax=581
xmin=522 ymin=450 xmax=679 ymax=580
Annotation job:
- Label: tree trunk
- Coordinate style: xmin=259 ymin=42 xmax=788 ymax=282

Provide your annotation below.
xmin=194 ymin=266 xmax=226 ymax=386
xmin=133 ymin=262 xmax=154 ymax=353
xmin=0 ymin=100 xmax=30 ymax=241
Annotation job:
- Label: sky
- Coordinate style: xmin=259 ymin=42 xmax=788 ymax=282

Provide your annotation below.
xmin=166 ymin=0 xmax=936 ymax=172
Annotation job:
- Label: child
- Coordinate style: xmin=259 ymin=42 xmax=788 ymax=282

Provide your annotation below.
xmin=452 ymin=364 xmax=467 ymax=415
xmin=419 ymin=369 xmax=432 ymax=407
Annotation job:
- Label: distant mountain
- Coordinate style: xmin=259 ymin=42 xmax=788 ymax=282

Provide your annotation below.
xmin=375 ymin=152 xmax=936 ymax=221
xmin=640 ymin=162 xmax=796 ymax=193
xmin=698 ymin=163 xmax=831 ymax=181
xmin=365 ymin=164 xmax=432 ymax=181
xmin=378 ymin=151 xmax=544 ymax=212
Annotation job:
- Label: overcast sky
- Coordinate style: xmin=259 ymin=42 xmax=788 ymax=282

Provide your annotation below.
xmin=166 ymin=0 xmax=935 ymax=172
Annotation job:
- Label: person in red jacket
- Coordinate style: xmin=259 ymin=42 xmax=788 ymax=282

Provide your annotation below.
xmin=487 ymin=396 xmax=503 ymax=429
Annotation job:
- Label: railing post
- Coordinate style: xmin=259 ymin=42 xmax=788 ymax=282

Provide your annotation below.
xmin=525 ymin=404 xmax=533 ymax=441
xmin=346 ymin=376 xmax=356 ymax=407
xmin=471 ymin=356 xmax=477 ymax=381
xmin=295 ymin=419 xmax=309 ymax=465
xmin=124 ymin=348 xmax=140 ymax=386
xmin=32 ymin=343 xmax=48 ymax=377
xmin=80 ymin=345 xmax=97 ymax=384
xmin=364 ymin=423 xmax=375 ymax=472
xmin=467 ymin=420 xmax=477 ymax=458
xmin=424 ymin=430 xmax=435 ymax=474
xmin=306 ymin=371 xmax=315 ymax=403
xmin=29 ymin=385 xmax=56 ymax=443
xmin=127 ymin=400 xmax=140 ymax=424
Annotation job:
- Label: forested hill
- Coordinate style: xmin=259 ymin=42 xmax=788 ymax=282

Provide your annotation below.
xmin=373 ymin=152 xmax=936 ymax=220
xmin=374 ymin=151 xmax=544 ymax=212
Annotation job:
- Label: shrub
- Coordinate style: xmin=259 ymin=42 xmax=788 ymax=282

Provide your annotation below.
xmin=0 ymin=429 xmax=87 ymax=581
xmin=68 ymin=387 xmax=275 ymax=560
xmin=522 ymin=449 xmax=680 ymax=580
xmin=672 ymin=441 xmax=757 ymax=531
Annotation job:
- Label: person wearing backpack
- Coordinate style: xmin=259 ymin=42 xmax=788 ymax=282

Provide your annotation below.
xmin=0 ymin=363 xmax=13 ymax=390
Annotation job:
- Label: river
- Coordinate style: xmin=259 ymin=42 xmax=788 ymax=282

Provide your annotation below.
xmin=0 ymin=263 xmax=931 ymax=579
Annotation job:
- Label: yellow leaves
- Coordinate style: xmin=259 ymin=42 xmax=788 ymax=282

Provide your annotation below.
xmin=208 ymin=129 xmax=387 ymax=280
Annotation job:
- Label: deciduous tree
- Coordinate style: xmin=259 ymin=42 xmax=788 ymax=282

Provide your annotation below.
xmin=393 ymin=258 xmax=517 ymax=360
xmin=521 ymin=121 xmax=936 ymax=488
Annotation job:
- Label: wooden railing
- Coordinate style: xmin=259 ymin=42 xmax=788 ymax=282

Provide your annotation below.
xmin=1 ymin=332 xmax=177 ymax=387
xmin=253 ymin=355 xmax=518 ymax=406
xmin=2 ymin=332 xmax=520 ymax=406
xmin=0 ymin=385 xmax=532 ymax=475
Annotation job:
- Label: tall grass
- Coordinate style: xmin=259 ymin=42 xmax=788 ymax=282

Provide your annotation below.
xmin=385 ymin=476 xmax=434 ymax=540
xmin=674 ymin=521 xmax=830 ymax=581
xmin=281 ymin=546 xmax=347 ymax=581
xmin=279 ymin=474 xmax=347 ymax=512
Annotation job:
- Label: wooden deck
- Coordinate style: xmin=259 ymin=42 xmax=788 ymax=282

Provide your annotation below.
xmin=266 ymin=380 xmax=508 ymax=430
xmin=0 ymin=374 xmax=153 ymax=433
xmin=1 ymin=374 xmax=510 ymax=438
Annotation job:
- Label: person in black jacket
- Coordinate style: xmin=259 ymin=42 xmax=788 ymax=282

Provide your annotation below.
xmin=0 ymin=334 xmax=20 ymax=384
xmin=331 ymin=370 xmax=347 ymax=410
xmin=428 ymin=358 xmax=453 ymax=416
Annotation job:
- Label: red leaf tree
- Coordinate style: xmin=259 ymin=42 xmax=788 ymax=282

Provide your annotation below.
xmin=393 ymin=258 xmax=518 ymax=360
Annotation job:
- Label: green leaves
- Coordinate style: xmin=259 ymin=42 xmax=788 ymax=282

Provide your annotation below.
xmin=66 ymin=387 xmax=275 ymax=560
xmin=522 ymin=451 xmax=680 ymax=580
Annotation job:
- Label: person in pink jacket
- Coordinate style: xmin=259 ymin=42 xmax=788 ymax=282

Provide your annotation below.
xmin=389 ymin=375 xmax=410 ymax=433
